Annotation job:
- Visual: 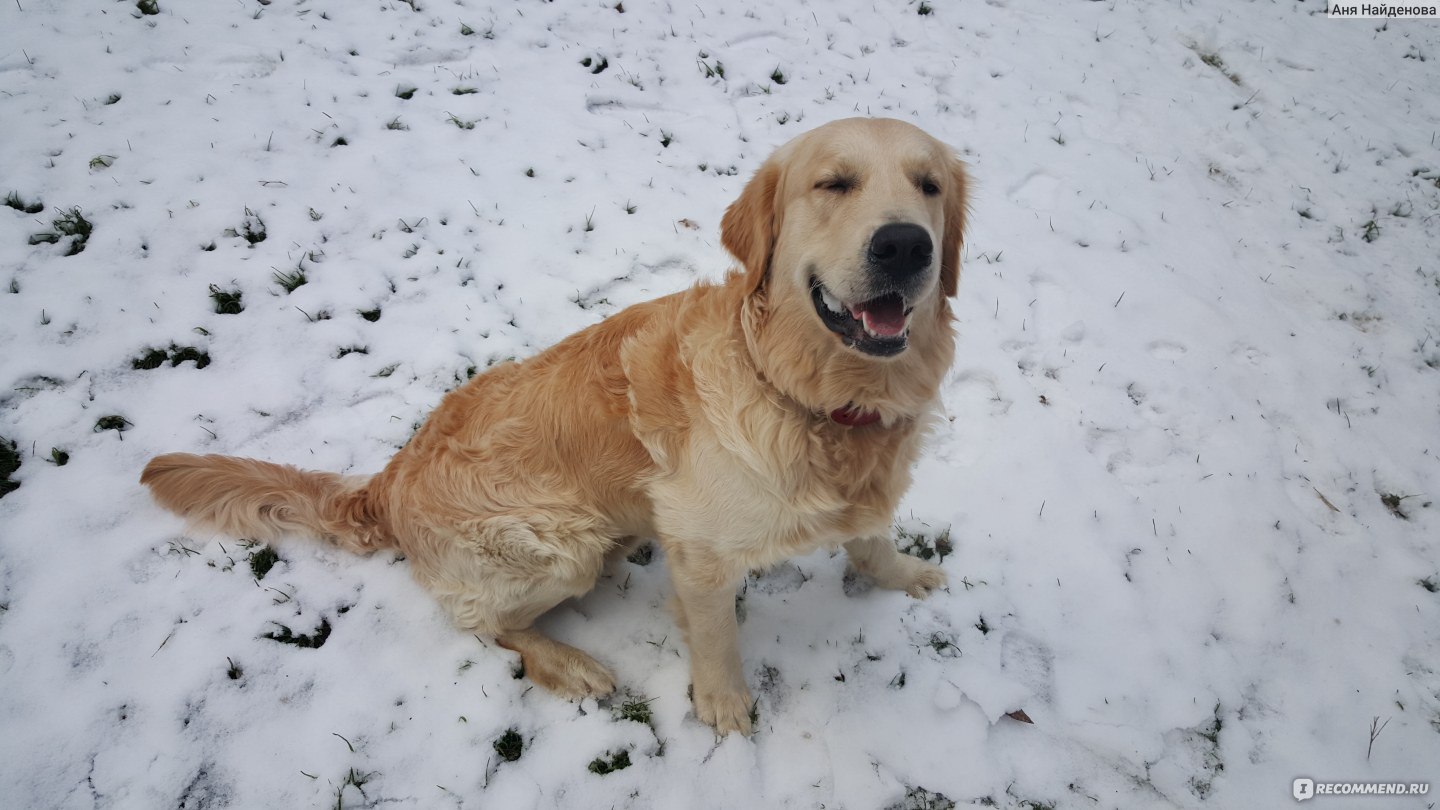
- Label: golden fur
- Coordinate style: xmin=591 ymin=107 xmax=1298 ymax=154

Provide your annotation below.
xmin=141 ymin=117 xmax=969 ymax=735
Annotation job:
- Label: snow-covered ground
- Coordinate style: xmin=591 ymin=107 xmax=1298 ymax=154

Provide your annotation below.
xmin=2 ymin=0 xmax=1439 ymax=807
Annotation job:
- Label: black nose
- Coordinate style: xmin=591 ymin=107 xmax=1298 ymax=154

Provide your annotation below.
xmin=867 ymin=223 xmax=933 ymax=279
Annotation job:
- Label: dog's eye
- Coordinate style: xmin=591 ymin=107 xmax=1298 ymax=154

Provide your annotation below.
xmin=920 ymin=178 xmax=942 ymax=197
xmin=815 ymin=177 xmax=854 ymax=194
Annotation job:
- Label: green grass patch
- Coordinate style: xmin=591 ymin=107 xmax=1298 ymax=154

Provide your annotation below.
xmin=209 ymin=284 xmax=244 ymax=314
xmin=587 ymin=749 xmax=630 ymax=775
xmin=248 ymin=546 xmax=280 ymax=579
xmin=273 ymin=267 xmax=307 ymax=293
xmin=94 ymin=415 xmax=131 ymax=436
xmin=1381 ymin=492 xmax=1416 ymax=519
xmin=886 ymin=786 xmax=955 ymax=810
xmin=137 ymin=0 xmax=160 ymax=14
xmin=927 ymin=632 xmax=959 ymax=657
xmin=225 ymin=209 xmax=267 ymax=246
xmin=896 ymin=524 xmax=953 ymax=563
xmin=133 ymin=344 xmax=211 ymax=370
xmin=1196 ymin=50 xmax=1241 ymax=85
xmin=493 ymin=727 xmax=523 ymax=762
xmin=0 ymin=437 xmax=20 ymax=498
xmin=262 ymin=618 xmax=332 ymax=648
xmin=169 ymin=346 xmax=210 ymax=368
xmin=4 ymin=191 xmax=44 ymax=214
xmin=48 ymin=448 xmax=69 ymax=466
xmin=30 ymin=207 xmax=93 ymax=256
xmin=334 ymin=768 xmax=371 ymax=809
xmin=614 ymin=695 xmax=655 ymax=726
xmin=698 ymin=56 xmax=725 ymax=79
xmin=56 ymin=208 xmax=94 ymax=254
xmin=132 ymin=347 xmax=169 ymax=370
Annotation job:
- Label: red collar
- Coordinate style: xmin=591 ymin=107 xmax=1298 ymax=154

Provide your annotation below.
xmin=830 ymin=404 xmax=882 ymax=427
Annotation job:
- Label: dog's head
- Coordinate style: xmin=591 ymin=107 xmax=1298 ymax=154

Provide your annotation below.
xmin=722 ymin=118 xmax=969 ymax=362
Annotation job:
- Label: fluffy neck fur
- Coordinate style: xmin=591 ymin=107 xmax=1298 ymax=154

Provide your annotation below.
xmin=735 ymin=276 xmax=956 ymax=428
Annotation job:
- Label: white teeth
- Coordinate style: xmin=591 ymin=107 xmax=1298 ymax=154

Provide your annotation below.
xmin=820 ymin=287 xmax=846 ymax=314
xmin=860 ymin=314 xmax=911 ymax=339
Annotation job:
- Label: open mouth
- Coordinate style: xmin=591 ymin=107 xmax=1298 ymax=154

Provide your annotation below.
xmin=810 ymin=278 xmax=913 ymax=358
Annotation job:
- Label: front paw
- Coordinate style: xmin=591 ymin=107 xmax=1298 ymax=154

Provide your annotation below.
xmin=693 ymin=683 xmax=754 ymax=736
xmin=876 ymin=555 xmax=947 ymax=598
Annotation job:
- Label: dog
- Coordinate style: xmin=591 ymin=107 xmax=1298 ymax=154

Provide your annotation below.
xmin=141 ymin=117 xmax=969 ymax=735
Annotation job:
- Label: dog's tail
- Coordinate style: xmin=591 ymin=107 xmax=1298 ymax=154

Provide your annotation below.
xmin=140 ymin=453 xmax=392 ymax=554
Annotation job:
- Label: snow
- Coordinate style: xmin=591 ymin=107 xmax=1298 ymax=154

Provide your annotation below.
xmin=2 ymin=0 xmax=1438 ymax=808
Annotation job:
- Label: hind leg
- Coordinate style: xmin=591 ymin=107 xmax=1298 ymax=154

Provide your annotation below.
xmin=414 ymin=515 xmax=617 ymax=699
xmin=496 ymin=628 xmax=615 ymax=698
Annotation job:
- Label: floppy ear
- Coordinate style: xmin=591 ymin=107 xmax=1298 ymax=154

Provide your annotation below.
xmin=939 ymin=157 xmax=970 ymax=298
xmin=721 ymin=160 xmax=781 ymax=295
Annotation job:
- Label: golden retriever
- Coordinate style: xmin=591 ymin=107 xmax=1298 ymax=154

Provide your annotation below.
xmin=141 ymin=117 xmax=969 ymax=736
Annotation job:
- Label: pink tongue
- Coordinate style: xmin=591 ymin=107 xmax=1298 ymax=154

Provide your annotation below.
xmin=852 ymin=297 xmax=907 ymax=337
